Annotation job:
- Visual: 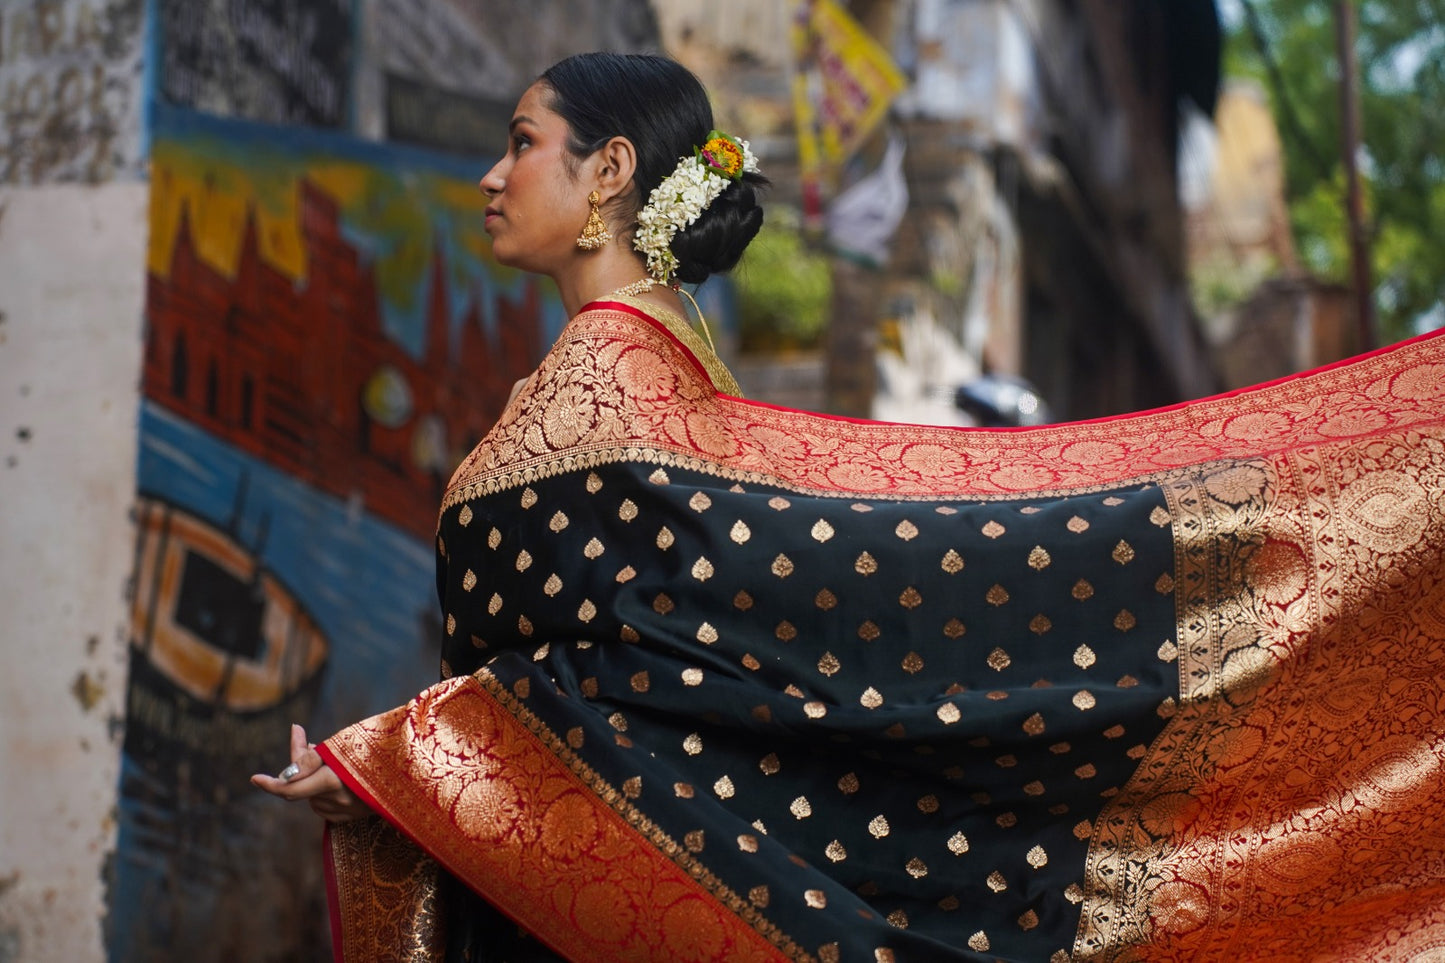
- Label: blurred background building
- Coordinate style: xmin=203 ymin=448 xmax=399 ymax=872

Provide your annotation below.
xmin=660 ymin=0 xmax=1223 ymax=423
xmin=0 ymin=1 xmax=1429 ymax=960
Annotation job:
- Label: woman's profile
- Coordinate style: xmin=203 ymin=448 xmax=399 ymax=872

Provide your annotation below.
xmin=255 ymin=51 xmax=1445 ymax=962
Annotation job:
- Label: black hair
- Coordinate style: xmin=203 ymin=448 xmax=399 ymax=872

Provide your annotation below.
xmin=539 ymin=52 xmax=767 ymax=285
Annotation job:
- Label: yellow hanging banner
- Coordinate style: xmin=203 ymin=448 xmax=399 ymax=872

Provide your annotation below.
xmin=791 ymin=0 xmax=906 ymax=180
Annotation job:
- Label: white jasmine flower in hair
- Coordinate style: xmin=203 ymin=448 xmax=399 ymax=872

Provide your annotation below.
xmin=632 ymin=129 xmax=761 ymax=284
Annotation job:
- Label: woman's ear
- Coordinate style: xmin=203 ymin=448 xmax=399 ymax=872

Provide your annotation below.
xmin=594 ymin=136 xmax=638 ymax=203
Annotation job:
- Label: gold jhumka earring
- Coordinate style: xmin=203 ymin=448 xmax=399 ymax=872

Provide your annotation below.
xmin=576 ymin=191 xmax=613 ymax=250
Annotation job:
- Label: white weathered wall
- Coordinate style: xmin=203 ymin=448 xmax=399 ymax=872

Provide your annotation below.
xmin=0 ymin=182 xmax=148 ymax=963
xmin=0 ymin=1 xmax=147 ymax=185
xmin=0 ymin=5 xmax=148 ymax=959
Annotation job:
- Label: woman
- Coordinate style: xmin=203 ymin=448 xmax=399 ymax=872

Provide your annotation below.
xmin=256 ymin=53 xmax=1445 ymax=962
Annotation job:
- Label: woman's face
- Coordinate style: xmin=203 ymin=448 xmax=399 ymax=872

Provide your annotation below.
xmin=479 ymin=83 xmax=587 ymax=275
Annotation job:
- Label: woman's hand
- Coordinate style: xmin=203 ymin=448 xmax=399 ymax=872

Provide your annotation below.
xmin=251 ymin=724 xmax=373 ymax=823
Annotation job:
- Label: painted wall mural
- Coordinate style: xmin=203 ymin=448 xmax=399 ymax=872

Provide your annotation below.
xmin=107 ymin=101 xmax=560 ymax=961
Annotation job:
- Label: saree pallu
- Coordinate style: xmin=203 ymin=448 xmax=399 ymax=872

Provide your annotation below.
xmin=318 ymin=301 xmax=1445 ymax=962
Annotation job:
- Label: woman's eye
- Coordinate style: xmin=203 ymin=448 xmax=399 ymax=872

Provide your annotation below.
xmin=512 ymin=135 xmax=530 ymax=153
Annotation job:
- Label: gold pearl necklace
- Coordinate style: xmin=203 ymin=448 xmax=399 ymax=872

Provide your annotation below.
xmin=604 ymin=277 xmax=657 ymax=299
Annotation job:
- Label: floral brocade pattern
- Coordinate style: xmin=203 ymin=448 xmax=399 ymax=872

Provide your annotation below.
xmin=320 ymin=305 xmax=1445 ymax=962
xmin=326 ymin=817 xmax=445 ymax=963
xmin=1079 ymin=431 xmax=1445 ymax=960
xmin=444 ymin=309 xmax=1445 ymax=511
xmin=322 ymin=678 xmax=792 ymax=963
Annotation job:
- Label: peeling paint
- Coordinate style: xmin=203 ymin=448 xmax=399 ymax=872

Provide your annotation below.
xmin=70 ymin=669 xmax=104 ymax=711
xmin=0 ymin=0 xmax=146 ymax=185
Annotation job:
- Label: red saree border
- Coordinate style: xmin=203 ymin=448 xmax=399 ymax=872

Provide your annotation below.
xmin=321 ymin=790 xmax=445 ymax=962
xmin=596 ymin=297 xmax=1445 ymax=433
xmin=443 ymin=309 xmax=1445 ymax=512
xmin=1077 ymin=429 xmax=1445 ymax=960
xmin=319 ymin=672 xmax=801 ymax=963
xmin=586 ymin=299 xmax=719 ymax=387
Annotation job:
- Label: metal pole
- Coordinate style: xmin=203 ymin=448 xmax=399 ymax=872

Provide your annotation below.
xmin=1335 ymin=0 xmax=1374 ymax=350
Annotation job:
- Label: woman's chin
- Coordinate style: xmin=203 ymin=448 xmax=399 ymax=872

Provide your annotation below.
xmin=487 ymin=242 xmax=520 ymax=269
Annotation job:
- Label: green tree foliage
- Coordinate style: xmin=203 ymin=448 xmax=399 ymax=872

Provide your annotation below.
xmin=1227 ymin=0 xmax=1444 ymax=340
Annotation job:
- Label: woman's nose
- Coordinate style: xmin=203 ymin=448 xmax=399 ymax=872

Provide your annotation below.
xmin=479 ymin=163 xmax=504 ymax=197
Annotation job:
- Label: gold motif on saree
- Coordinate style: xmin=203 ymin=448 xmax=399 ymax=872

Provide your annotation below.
xmin=326 ymin=817 xmax=444 ymax=963
xmin=1076 ymin=429 xmax=1445 ymax=960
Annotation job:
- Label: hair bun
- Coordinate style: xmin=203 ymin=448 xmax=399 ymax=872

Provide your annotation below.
xmin=670 ymin=172 xmax=768 ymax=285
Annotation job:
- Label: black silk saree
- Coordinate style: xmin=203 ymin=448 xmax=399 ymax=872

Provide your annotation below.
xmin=319 ymin=301 xmax=1445 ymax=962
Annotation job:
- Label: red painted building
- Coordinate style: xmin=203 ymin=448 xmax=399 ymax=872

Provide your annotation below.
xmin=144 ymin=179 xmax=544 ymax=540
